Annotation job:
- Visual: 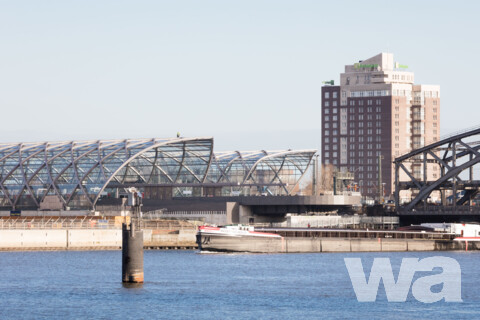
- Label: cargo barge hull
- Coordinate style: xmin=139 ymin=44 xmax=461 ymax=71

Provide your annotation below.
xmin=197 ymin=227 xmax=477 ymax=253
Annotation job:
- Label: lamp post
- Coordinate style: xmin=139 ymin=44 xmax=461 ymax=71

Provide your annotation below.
xmin=382 ymin=182 xmax=386 ymax=203
xmin=378 ymin=155 xmax=384 ymax=204
xmin=312 ymin=154 xmax=319 ymax=196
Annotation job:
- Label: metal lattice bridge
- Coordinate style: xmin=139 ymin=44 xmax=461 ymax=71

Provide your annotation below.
xmin=394 ymin=126 xmax=480 ymax=216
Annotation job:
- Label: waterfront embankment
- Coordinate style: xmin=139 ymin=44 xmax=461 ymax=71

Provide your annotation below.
xmin=0 ymin=228 xmax=198 ymax=251
xmin=0 ymin=217 xmax=198 ymax=251
xmin=3 ymin=217 xmax=476 ymax=253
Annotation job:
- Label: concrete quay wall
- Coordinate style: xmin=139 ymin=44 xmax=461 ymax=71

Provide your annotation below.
xmin=0 ymin=230 xmax=67 ymax=249
xmin=143 ymin=229 xmax=197 ymax=247
xmin=0 ymin=228 xmax=197 ymax=251
xmin=2 ymin=230 xmax=475 ymax=252
xmin=67 ymin=230 xmax=122 ymax=248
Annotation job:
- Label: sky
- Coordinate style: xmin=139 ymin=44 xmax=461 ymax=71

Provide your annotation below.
xmin=0 ymin=0 xmax=479 ymax=152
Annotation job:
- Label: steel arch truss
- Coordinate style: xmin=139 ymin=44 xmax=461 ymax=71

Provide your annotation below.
xmin=0 ymin=137 xmax=213 ymax=210
xmin=394 ymin=127 xmax=480 ymax=213
xmin=206 ymin=150 xmax=316 ymax=196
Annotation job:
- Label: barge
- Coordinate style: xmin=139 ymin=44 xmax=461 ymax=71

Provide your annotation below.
xmin=197 ymin=225 xmax=477 ymax=253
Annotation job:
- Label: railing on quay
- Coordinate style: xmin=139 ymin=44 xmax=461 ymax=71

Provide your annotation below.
xmin=398 ymin=205 xmax=480 ymax=215
xmin=143 ymin=209 xmax=226 ymax=219
xmin=0 ymin=216 xmax=198 ymax=230
xmin=0 ymin=216 xmax=116 ymax=230
xmin=255 ymin=227 xmax=456 ymax=241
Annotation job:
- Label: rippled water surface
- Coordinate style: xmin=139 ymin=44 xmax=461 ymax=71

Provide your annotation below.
xmin=0 ymin=250 xmax=479 ymax=319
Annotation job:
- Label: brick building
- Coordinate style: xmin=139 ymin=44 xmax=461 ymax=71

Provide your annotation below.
xmin=321 ymin=53 xmax=440 ymax=199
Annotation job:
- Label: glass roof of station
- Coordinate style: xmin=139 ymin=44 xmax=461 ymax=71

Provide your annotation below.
xmin=0 ymin=138 xmax=213 ymax=209
xmin=207 ymin=150 xmax=316 ymax=195
xmin=0 ymin=137 xmax=315 ymax=210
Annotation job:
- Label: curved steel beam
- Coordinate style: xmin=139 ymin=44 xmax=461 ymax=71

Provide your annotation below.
xmin=92 ymin=137 xmax=213 ymax=207
xmin=405 ymin=155 xmax=480 ymax=211
xmin=244 ymin=150 xmax=316 ymax=185
xmin=396 ymin=127 xmax=480 ymax=162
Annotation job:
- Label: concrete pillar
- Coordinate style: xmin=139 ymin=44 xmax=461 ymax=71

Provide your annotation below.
xmin=239 ymin=205 xmax=253 ymax=224
xmin=226 ymin=202 xmax=239 ymax=224
xmin=122 ymin=222 xmax=144 ymax=283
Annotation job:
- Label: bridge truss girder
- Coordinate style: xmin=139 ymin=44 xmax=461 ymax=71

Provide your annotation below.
xmin=394 ymin=127 xmax=480 ymax=213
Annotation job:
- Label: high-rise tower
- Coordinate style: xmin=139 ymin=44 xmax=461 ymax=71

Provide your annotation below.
xmin=321 ymin=53 xmax=440 ymax=199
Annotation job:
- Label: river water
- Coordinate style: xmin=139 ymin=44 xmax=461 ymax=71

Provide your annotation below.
xmin=0 ymin=250 xmax=479 ymax=319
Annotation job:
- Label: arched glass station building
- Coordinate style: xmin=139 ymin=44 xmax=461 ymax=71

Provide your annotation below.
xmin=0 ymin=137 xmax=315 ymax=210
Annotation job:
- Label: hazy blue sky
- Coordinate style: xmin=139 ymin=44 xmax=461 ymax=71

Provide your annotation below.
xmin=0 ymin=0 xmax=478 ymax=152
